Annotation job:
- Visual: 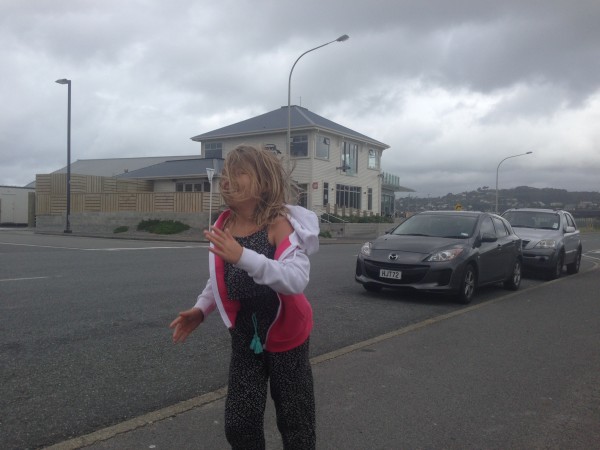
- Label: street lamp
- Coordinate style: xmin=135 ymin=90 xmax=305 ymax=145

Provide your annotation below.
xmin=206 ymin=168 xmax=215 ymax=230
xmin=286 ymin=34 xmax=349 ymax=171
xmin=495 ymin=151 xmax=533 ymax=213
xmin=55 ymin=78 xmax=72 ymax=233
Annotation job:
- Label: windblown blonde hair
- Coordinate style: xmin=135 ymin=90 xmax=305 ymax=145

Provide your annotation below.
xmin=219 ymin=145 xmax=291 ymax=227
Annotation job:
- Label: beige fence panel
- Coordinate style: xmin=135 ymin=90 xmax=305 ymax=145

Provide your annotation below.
xmin=118 ymin=194 xmax=138 ymax=211
xmin=101 ymin=194 xmax=119 ymax=212
xmin=71 ymin=194 xmax=86 ymax=212
xmin=84 ymin=194 xmax=102 ymax=212
xmin=102 ymin=178 xmax=118 ymax=193
xmin=175 ymin=192 xmax=203 ymax=212
xmin=117 ymin=179 xmax=153 ymax=192
xmin=36 ymin=194 xmax=51 ymax=214
xmin=71 ymin=175 xmax=88 ymax=194
xmin=50 ymin=174 xmax=67 ymax=195
xmin=154 ymin=193 xmax=175 ymax=212
xmin=136 ymin=193 xmax=155 ymax=212
xmin=36 ymin=175 xmax=51 ymax=195
xmin=50 ymin=196 xmax=66 ymax=214
xmin=35 ymin=174 xmax=223 ymax=215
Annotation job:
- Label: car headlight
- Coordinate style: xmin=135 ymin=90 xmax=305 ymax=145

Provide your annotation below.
xmin=360 ymin=242 xmax=372 ymax=256
xmin=426 ymin=248 xmax=464 ymax=262
xmin=534 ymin=239 xmax=557 ymax=249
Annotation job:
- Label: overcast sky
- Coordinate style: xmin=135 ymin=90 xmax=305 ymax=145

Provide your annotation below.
xmin=2 ymin=0 xmax=599 ymax=196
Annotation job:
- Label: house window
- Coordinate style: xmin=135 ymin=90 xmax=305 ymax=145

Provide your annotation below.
xmin=367 ymin=188 xmax=373 ymax=210
xmin=342 ymin=141 xmax=358 ymax=174
xmin=297 ymin=183 xmax=308 ymax=207
xmin=323 ymin=182 xmax=329 ymax=205
xmin=316 ymin=136 xmax=330 ymax=159
xmin=205 ymin=142 xmax=222 ymax=159
xmin=381 ymin=193 xmax=394 ymax=216
xmin=368 ymin=149 xmax=379 ymax=169
xmin=176 ymin=182 xmax=210 ymax=192
xmin=291 ymin=135 xmax=308 ymax=157
xmin=336 ymin=184 xmax=361 ymax=209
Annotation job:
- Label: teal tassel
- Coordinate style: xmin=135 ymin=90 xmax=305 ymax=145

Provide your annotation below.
xmin=249 ymin=313 xmax=264 ymax=354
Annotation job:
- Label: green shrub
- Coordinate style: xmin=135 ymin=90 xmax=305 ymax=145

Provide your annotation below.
xmin=136 ymin=219 xmax=190 ymax=235
xmin=319 ymin=230 xmax=332 ymax=238
xmin=113 ymin=226 xmax=129 ymax=233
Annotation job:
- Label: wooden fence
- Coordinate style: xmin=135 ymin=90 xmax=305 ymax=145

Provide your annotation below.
xmin=35 ymin=173 xmax=224 ymax=215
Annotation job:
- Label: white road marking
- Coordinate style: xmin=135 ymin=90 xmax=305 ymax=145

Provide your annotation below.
xmin=0 ymin=242 xmax=206 ymax=251
xmin=0 ymin=276 xmax=51 ymax=282
xmin=82 ymin=245 xmax=206 ymax=251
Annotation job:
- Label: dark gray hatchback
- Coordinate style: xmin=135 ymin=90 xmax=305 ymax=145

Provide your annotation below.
xmin=355 ymin=211 xmax=523 ymax=303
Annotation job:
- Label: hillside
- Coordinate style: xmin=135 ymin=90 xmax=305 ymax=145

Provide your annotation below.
xmin=396 ymin=186 xmax=600 ymax=213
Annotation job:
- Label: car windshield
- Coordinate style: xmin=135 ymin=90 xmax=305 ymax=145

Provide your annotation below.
xmin=503 ymin=211 xmax=560 ymax=230
xmin=391 ymin=214 xmax=478 ymax=238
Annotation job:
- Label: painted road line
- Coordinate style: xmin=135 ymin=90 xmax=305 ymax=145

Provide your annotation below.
xmin=0 ymin=242 xmax=206 ymax=251
xmin=82 ymin=245 xmax=206 ymax=251
xmin=0 ymin=276 xmax=52 ymax=282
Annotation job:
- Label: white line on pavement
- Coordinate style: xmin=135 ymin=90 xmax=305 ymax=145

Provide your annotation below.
xmin=0 ymin=242 xmax=206 ymax=251
xmin=0 ymin=276 xmax=51 ymax=282
xmin=82 ymin=245 xmax=205 ymax=251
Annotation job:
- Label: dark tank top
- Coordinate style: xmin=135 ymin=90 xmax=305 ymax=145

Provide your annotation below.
xmin=224 ymin=227 xmax=279 ymax=339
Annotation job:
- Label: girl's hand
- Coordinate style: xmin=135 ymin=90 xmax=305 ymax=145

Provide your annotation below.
xmin=169 ymin=307 xmax=204 ymax=343
xmin=204 ymin=226 xmax=243 ymax=264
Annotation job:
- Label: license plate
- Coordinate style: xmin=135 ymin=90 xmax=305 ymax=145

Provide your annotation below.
xmin=380 ymin=269 xmax=402 ymax=279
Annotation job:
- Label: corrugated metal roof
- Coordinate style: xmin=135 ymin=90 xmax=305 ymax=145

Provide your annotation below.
xmin=117 ymin=158 xmax=224 ymax=179
xmin=191 ymin=106 xmax=389 ymax=149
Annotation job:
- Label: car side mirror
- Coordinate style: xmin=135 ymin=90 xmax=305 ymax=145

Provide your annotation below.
xmin=481 ymin=232 xmax=497 ymax=243
xmin=565 ymin=226 xmax=576 ymax=233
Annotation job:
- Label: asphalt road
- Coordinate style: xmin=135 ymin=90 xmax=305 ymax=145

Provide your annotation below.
xmin=1 ymin=230 xmax=598 ymax=449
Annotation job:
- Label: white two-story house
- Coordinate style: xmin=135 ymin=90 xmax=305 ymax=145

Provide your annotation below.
xmin=190 ymin=105 xmax=406 ymax=216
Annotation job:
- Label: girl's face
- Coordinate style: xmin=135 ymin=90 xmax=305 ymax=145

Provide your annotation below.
xmin=222 ymin=168 xmax=256 ymax=208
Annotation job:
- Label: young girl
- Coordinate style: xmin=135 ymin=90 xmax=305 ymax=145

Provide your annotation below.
xmin=170 ymin=144 xmax=319 ymax=450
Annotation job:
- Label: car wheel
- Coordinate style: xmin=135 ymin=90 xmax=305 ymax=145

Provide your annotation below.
xmin=503 ymin=259 xmax=522 ymax=291
xmin=363 ymin=283 xmax=382 ymax=293
xmin=456 ymin=264 xmax=476 ymax=304
xmin=566 ymin=247 xmax=582 ymax=274
xmin=547 ymin=252 xmax=564 ymax=280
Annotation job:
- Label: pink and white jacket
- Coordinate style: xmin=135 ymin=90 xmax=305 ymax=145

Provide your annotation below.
xmin=194 ymin=205 xmax=320 ymax=352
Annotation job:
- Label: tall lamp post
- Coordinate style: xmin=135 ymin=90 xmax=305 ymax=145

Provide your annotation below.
xmin=206 ymin=168 xmax=215 ymax=230
xmin=55 ymin=78 xmax=72 ymax=233
xmin=287 ymin=34 xmax=349 ymax=170
xmin=495 ymin=151 xmax=533 ymax=213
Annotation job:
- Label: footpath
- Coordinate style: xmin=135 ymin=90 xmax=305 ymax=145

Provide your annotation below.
xmin=44 ymin=256 xmax=600 ymax=450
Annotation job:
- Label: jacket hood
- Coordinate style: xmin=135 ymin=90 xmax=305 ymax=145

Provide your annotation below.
xmin=286 ymin=204 xmax=319 ymax=255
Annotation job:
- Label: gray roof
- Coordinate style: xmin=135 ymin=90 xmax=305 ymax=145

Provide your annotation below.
xmin=26 ymin=155 xmax=201 ymax=187
xmin=118 ymin=158 xmax=224 ymax=180
xmin=191 ymin=106 xmax=389 ymax=149
xmin=52 ymin=155 xmax=201 ymax=177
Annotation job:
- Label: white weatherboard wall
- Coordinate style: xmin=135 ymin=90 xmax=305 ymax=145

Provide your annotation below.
xmin=0 ymin=186 xmax=33 ymax=224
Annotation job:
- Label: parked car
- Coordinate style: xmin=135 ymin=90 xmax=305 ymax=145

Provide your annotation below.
xmin=355 ymin=211 xmax=523 ymax=303
xmin=501 ymin=208 xmax=582 ymax=279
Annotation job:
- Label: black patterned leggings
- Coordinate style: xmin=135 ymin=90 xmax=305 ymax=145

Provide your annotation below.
xmin=225 ymin=329 xmax=315 ymax=450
